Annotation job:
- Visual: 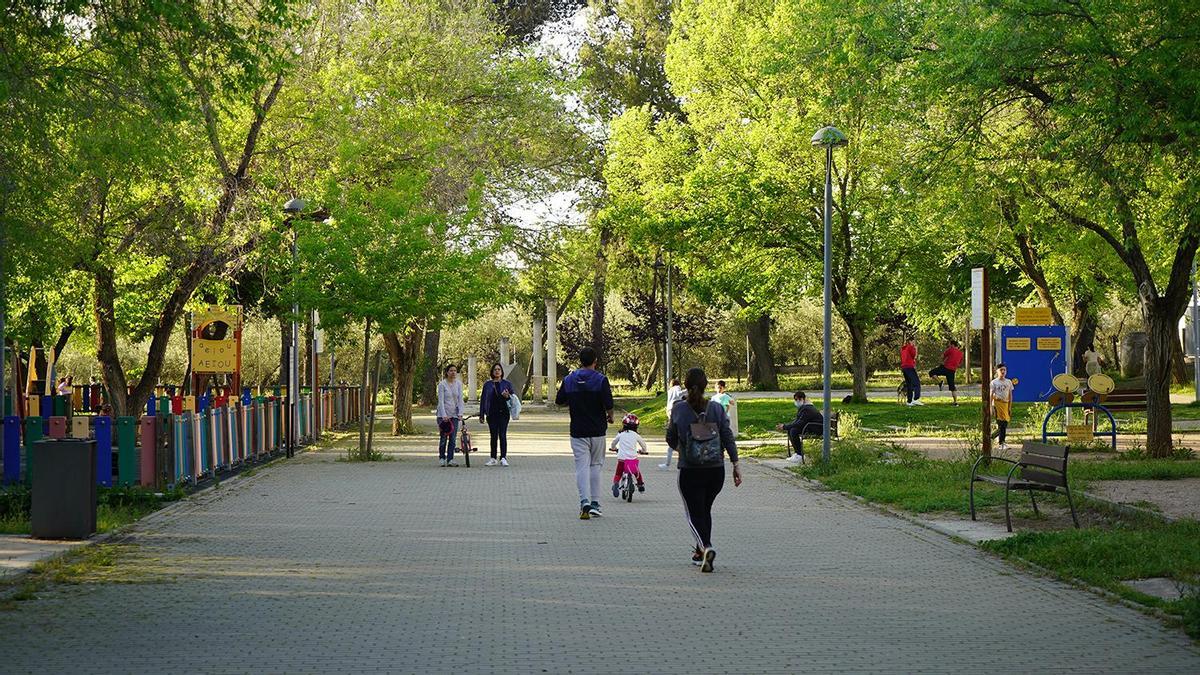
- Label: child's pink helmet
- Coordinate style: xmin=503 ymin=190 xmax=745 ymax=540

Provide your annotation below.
xmin=622 ymin=413 xmax=640 ymax=427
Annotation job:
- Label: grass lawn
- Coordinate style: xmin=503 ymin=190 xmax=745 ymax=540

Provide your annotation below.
xmin=983 ymin=523 xmax=1200 ymax=638
xmin=626 ymin=393 xmax=1199 ymax=440
xmin=784 ymin=438 xmax=1200 ymax=637
xmin=786 ymin=439 xmax=1200 ymax=516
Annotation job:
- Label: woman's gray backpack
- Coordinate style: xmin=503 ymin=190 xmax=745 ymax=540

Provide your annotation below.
xmin=685 ymin=405 xmax=723 ymax=466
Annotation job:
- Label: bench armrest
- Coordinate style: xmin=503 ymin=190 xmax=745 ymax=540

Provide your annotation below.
xmin=970 ymin=454 xmax=1017 ymax=481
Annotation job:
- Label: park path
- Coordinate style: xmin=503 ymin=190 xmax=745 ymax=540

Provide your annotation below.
xmin=0 ymin=410 xmax=1196 ymax=673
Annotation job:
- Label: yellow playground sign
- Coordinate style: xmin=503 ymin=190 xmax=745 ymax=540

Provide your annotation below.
xmin=1006 ymin=337 xmax=1031 ymax=351
xmin=1015 ymin=307 xmax=1053 ymax=325
xmin=1066 ymin=425 xmax=1094 ymax=444
xmin=193 ymin=339 xmax=238 ymax=373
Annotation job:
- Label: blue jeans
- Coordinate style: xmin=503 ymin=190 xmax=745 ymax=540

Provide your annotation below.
xmin=438 ymin=418 xmax=460 ymax=460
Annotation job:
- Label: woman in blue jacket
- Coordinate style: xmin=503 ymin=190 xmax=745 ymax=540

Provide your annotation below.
xmin=479 ymin=363 xmax=515 ymax=466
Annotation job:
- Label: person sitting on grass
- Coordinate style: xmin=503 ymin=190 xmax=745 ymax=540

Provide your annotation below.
xmin=776 ymin=391 xmax=824 ymax=465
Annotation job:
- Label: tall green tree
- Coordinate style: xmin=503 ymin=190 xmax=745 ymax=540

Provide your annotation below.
xmin=2 ymin=0 xmax=301 ymax=415
xmin=922 ymin=0 xmax=1200 ymax=455
xmin=285 ymin=0 xmax=581 ymax=432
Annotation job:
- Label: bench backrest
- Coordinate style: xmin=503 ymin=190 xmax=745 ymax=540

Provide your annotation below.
xmin=1018 ymin=441 xmax=1069 ymax=487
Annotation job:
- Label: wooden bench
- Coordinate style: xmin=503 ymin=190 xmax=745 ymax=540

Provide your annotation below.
xmin=969 ymin=440 xmax=1079 ymax=532
xmin=788 ymin=411 xmax=839 ymax=461
xmin=1093 ymin=386 xmax=1147 ymax=414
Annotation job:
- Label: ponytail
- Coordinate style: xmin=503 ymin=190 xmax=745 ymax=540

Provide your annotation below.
xmin=684 ymin=367 xmax=708 ymax=413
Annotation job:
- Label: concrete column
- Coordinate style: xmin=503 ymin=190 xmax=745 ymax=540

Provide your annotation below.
xmin=532 ymin=317 xmax=543 ymax=403
xmin=467 ymin=355 xmax=478 ymax=403
xmin=546 ymin=299 xmax=559 ymax=406
xmin=500 ymin=337 xmax=511 ymax=374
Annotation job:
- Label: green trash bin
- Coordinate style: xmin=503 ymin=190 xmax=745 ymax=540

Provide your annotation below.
xmin=30 ymin=438 xmax=97 ymax=540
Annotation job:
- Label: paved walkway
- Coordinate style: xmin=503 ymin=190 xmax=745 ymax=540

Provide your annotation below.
xmin=0 ymin=410 xmax=1196 ymax=673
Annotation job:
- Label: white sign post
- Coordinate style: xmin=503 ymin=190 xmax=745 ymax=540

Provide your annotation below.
xmin=971 ymin=267 xmax=984 ymax=330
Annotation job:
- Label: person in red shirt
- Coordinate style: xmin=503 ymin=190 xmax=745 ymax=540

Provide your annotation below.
xmin=900 ymin=336 xmax=922 ymax=406
xmin=929 ymin=339 xmax=964 ymax=406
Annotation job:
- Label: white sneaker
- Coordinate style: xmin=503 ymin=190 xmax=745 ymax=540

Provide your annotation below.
xmin=906 ymin=402 xmax=915 ymax=407
xmin=786 ymin=454 xmax=804 ymax=465
xmin=485 ymin=458 xmax=498 ymax=466
xmin=912 ymin=399 xmax=925 ymax=406
xmin=658 ymin=463 xmax=670 ymax=470
xmin=439 ymin=459 xmax=446 ymax=467
xmin=500 ymin=458 xmax=509 ymax=467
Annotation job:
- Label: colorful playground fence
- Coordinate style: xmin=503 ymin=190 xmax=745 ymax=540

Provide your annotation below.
xmin=2 ymin=385 xmax=363 ymax=490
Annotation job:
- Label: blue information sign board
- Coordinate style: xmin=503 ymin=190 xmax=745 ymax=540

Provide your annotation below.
xmin=999 ymin=325 xmax=1069 ymax=402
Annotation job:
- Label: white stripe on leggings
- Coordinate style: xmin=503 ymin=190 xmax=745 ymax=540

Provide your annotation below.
xmin=678 ymin=472 xmax=703 ymax=549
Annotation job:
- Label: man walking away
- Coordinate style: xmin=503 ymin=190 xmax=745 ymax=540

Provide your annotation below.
xmin=929 ymin=339 xmax=964 ymax=406
xmin=557 ymin=347 xmax=615 ymax=520
xmin=900 ymin=336 xmax=922 ymax=406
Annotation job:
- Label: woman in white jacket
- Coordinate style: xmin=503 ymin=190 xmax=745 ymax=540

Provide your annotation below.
xmin=437 ymin=364 xmax=465 ymax=466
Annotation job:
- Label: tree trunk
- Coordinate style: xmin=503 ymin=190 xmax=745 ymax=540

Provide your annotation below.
xmin=358 ymin=319 xmax=371 ymax=459
xmin=641 ymin=341 xmax=662 ymax=390
xmin=383 ymin=322 xmax=425 ymax=435
xmin=1144 ymin=305 xmax=1177 ymax=457
xmin=1070 ymin=298 xmax=1098 ymax=376
xmin=590 ymin=226 xmax=612 ymax=363
xmin=1170 ymin=329 xmax=1189 ymax=384
xmin=846 ymin=321 xmax=869 ymax=402
xmin=94 ymin=270 xmax=129 ymax=414
xmin=746 ymin=313 xmax=778 ymax=390
xmin=420 ymin=328 xmax=440 ymax=406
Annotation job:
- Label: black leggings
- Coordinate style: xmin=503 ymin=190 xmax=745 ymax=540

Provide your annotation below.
xmin=929 ymin=365 xmax=956 ymax=391
xmin=678 ymin=466 xmax=725 ymax=549
xmin=487 ymin=414 xmax=510 ymax=459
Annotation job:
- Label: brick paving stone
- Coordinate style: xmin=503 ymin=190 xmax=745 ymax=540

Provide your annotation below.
xmin=0 ymin=410 xmax=1196 ymax=673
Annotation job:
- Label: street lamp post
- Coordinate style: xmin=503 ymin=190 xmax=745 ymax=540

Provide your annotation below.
xmin=283 ymin=197 xmax=305 ymax=458
xmin=653 ymin=253 xmax=666 ymax=391
xmin=811 ymin=126 xmax=848 ymax=464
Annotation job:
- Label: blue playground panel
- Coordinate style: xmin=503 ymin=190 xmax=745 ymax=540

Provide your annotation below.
xmin=999 ymin=325 xmax=1069 ymax=402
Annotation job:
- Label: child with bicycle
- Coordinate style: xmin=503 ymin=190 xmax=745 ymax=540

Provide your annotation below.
xmin=610 ymin=413 xmax=648 ymax=497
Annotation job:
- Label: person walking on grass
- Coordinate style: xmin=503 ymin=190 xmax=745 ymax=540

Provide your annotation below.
xmin=929 ymin=339 xmax=964 ymax=406
xmin=666 ymin=367 xmax=742 ymax=573
xmin=659 ymin=377 xmax=684 ymax=469
xmin=900 ymin=335 xmax=923 ymax=406
xmin=556 ymin=347 xmax=614 ymax=520
xmin=480 ymin=363 xmax=514 ymax=467
xmin=436 ymin=364 xmax=464 ymax=467
xmin=990 ymin=363 xmax=1014 ymax=451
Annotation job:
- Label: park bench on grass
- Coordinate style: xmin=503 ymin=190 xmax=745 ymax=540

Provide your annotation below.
xmin=789 ymin=412 xmax=839 ymax=461
xmin=969 ymin=440 xmax=1079 ymax=533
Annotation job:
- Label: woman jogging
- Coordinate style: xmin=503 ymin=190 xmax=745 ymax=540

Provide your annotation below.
xmin=479 ymin=363 xmax=515 ymax=466
xmin=665 ymin=367 xmax=742 ymax=573
xmin=436 ymin=364 xmax=464 ymax=467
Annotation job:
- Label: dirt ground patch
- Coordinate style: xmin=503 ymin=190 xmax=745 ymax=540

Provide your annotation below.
xmin=1089 ymin=478 xmax=1200 ymax=521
